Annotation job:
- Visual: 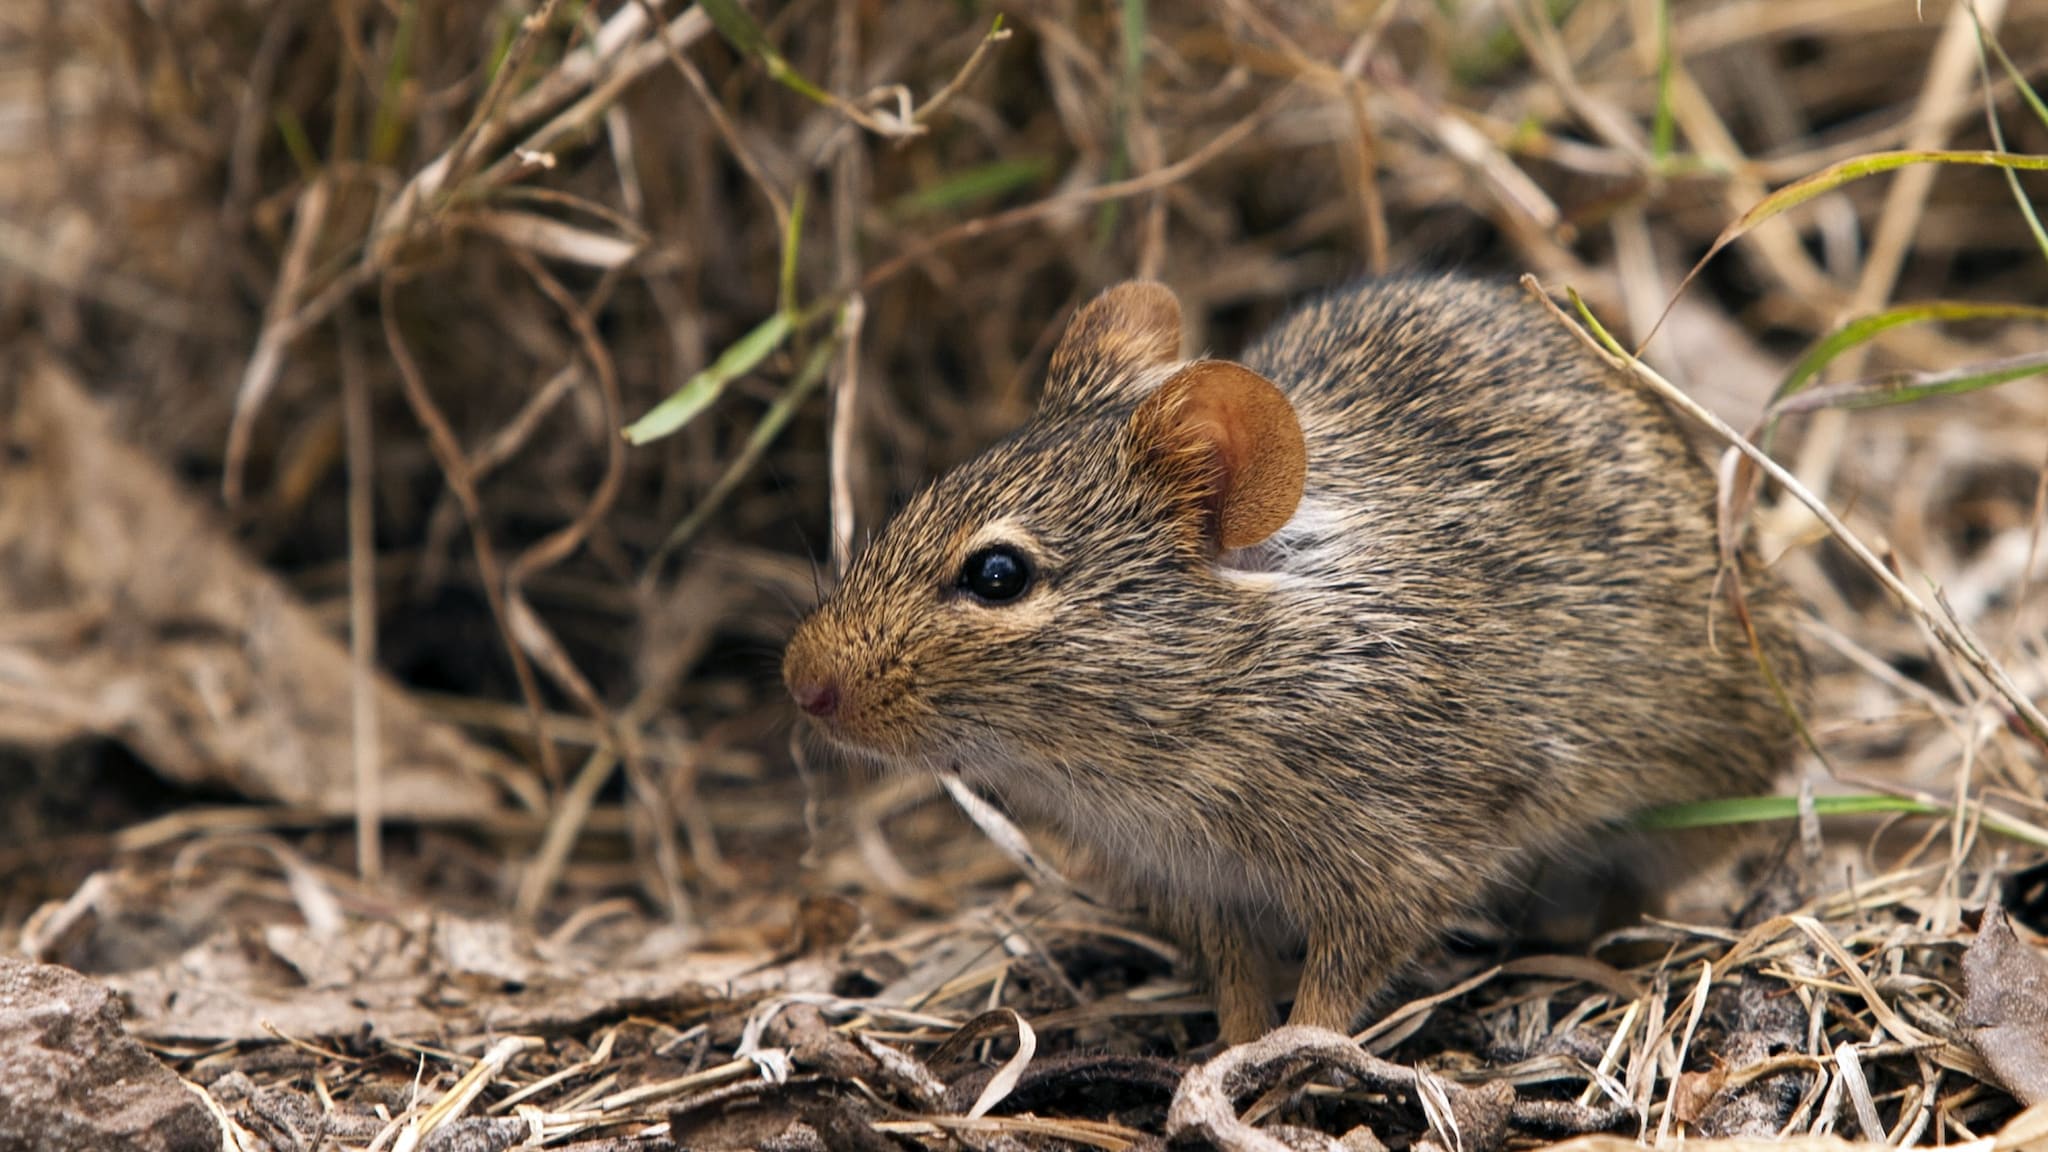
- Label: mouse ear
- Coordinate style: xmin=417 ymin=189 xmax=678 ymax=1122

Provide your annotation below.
xmin=1126 ymin=360 xmax=1306 ymax=551
xmin=1043 ymin=281 xmax=1184 ymax=411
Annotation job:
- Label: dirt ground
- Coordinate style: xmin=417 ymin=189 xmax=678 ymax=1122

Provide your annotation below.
xmin=3 ymin=0 xmax=2048 ymax=1148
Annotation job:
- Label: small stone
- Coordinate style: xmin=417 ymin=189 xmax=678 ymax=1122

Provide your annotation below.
xmin=0 ymin=956 xmax=217 ymax=1152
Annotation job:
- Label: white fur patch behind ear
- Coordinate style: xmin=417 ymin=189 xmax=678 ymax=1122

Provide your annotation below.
xmin=1219 ymin=496 xmax=1344 ymax=590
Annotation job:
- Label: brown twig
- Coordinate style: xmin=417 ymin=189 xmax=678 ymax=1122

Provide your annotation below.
xmin=225 ymin=177 xmax=334 ymax=509
xmin=439 ymin=0 xmax=569 ymax=205
xmin=380 ymin=275 xmax=564 ymax=790
xmin=635 ymin=0 xmax=791 ymax=234
xmin=860 ymin=84 xmax=1295 ymax=291
xmin=337 ymin=307 xmax=382 ymax=886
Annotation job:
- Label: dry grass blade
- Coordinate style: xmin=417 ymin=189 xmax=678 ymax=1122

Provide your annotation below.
xmin=928 ymin=1008 xmax=1037 ymax=1119
xmin=1656 ymin=961 xmax=1714 ymax=1144
xmin=179 ymin=1080 xmax=252 ymax=1149
xmin=462 ymin=210 xmax=642 ymax=268
xmin=224 ymin=177 xmax=332 ymax=509
xmin=1787 ymin=914 xmax=1938 ymax=1050
xmin=1654 ymin=150 xmax=2048 ymax=351
xmin=437 ymin=0 xmax=568 ymax=198
xmin=884 ymin=1115 xmax=1141 ymax=1150
xmin=394 ymin=1036 xmax=543 ymax=1151
xmin=910 ymin=17 xmax=1013 ymax=129
xmin=697 ymin=0 xmax=1003 ymax=139
xmin=1537 ymin=279 xmax=2048 ymax=749
xmin=515 ymin=744 xmax=615 ymax=919
xmin=499 ymin=247 xmax=628 ymax=716
xmin=1834 ymin=1043 xmax=1884 ymax=1139
xmin=339 ymin=311 xmax=382 ymax=884
xmin=828 ymin=293 xmax=865 ymax=576
xmin=634 ymin=0 xmax=791 ymax=232
xmin=938 ymin=773 xmax=1083 ymax=905
xmin=1971 ymin=17 xmax=2048 ymax=259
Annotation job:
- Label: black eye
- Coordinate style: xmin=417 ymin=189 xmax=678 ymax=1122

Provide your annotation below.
xmin=958 ymin=546 xmax=1031 ymax=603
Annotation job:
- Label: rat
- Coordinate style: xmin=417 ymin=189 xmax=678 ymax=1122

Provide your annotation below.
xmin=782 ymin=276 xmax=1804 ymax=1043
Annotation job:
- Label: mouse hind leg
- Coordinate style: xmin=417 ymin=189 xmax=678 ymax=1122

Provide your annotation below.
xmin=1162 ymin=902 xmax=1281 ymax=1045
xmin=1287 ymin=897 xmax=1436 ymax=1036
xmin=1289 ymin=931 xmax=1394 ymax=1035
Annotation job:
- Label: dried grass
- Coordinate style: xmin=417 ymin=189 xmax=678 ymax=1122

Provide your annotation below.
xmin=4 ymin=0 xmax=2048 ymax=1147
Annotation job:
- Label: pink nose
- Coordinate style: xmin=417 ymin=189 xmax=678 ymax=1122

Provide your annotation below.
xmin=793 ymin=678 xmax=840 ymax=719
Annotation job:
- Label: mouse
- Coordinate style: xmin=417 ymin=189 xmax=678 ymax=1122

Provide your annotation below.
xmin=783 ymin=276 xmax=1805 ymax=1043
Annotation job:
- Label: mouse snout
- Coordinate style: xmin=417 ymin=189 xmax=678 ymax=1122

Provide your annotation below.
xmin=782 ymin=620 xmax=847 ymax=724
xmin=792 ymin=676 xmax=841 ymax=718
xmin=783 ymin=613 xmax=920 ymax=754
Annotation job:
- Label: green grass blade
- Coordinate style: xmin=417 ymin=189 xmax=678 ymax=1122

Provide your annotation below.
xmin=1649 ymin=0 xmax=1675 ymax=159
xmin=1729 ymin=150 xmax=2048 ymax=234
xmin=1094 ymin=0 xmax=1146 ymax=245
xmin=1671 ymin=150 xmax=2048 ymax=309
xmin=894 ymin=158 xmax=1053 ymax=217
xmin=1775 ymin=350 xmax=2048 ymax=417
xmin=1995 ymin=65 xmax=2048 ymax=131
xmin=697 ymin=0 xmax=833 ymax=105
xmin=274 ymin=105 xmax=320 ymax=178
xmin=761 ymin=51 xmax=833 ymax=106
xmin=486 ymin=5 xmax=520 ymax=80
xmin=696 ymin=0 xmax=769 ymax=55
xmin=1566 ymin=288 xmax=1630 ymax=359
xmin=1638 ymin=793 xmax=1940 ymax=829
xmin=779 ymin=185 xmax=807 ymax=322
xmin=622 ymin=311 xmax=793 ymax=445
xmin=369 ymin=0 xmax=419 ymax=165
xmin=1121 ymin=0 xmax=1146 ymax=120
xmin=1642 ymin=791 xmax=2048 ymax=850
xmin=1975 ymin=8 xmax=2048 ymax=128
xmin=1968 ymin=10 xmax=2048 ymax=266
xmin=1772 ymin=300 xmax=2048 ymax=405
xmin=656 ymin=333 xmax=838 ymax=556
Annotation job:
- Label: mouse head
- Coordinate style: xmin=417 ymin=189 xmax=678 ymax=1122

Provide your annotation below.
xmin=783 ymin=281 xmax=1307 ymax=767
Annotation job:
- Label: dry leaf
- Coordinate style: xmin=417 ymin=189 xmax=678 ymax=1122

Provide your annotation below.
xmin=0 ymin=357 xmax=511 ymax=818
xmin=1961 ymin=902 xmax=2048 ymax=1106
xmin=1671 ymin=1068 xmax=1728 ymax=1127
xmin=789 ymin=894 xmax=864 ymax=958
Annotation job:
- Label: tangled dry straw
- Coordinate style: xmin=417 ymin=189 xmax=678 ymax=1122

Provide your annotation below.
xmin=4 ymin=0 xmax=2048 ymax=1148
